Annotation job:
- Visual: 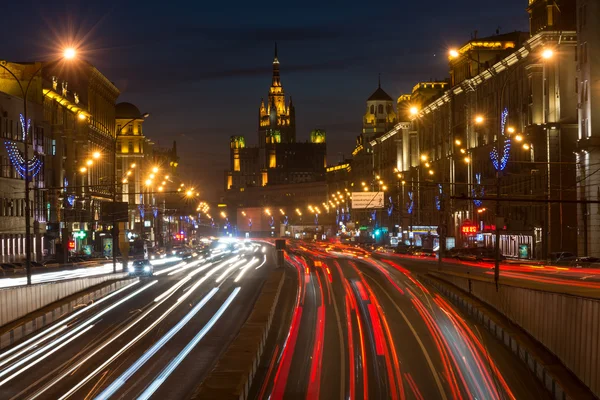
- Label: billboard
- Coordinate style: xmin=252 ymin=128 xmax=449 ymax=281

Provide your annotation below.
xmin=351 ymin=192 xmax=384 ymax=209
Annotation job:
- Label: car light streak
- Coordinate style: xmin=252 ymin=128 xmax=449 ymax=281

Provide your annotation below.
xmin=93 ymin=287 xmax=219 ymax=400
xmin=0 ymin=324 xmax=95 ymax=387
xmin=215 ymin=258 xmax=249 ymax=283
xmin=0 ymin=281 xmax=153 ymax=375
xmin=306 ymin=270 xmax=326 ymax=400
xmin=29 ymin=277 xmax=205 ymax=400
xmin=153 ymin=261 xmax=188 ymax=276
xmin=137 ymin=287 xmax=241 ymax=399
xmin=234 ymin=257 xmax=260 ymax=282
xmin=254 ymin=254 xmax=267 ymax=269
xmin=404 ymin=372 xmax=424 ymax=400
xmin=154 ymin=277 xmax=192 ymax=302
xmin=0 ymin=279 xmax=139 ymax=366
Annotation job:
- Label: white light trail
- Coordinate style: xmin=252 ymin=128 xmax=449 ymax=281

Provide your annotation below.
xmin=254 ymin=254 xmax=267 ymax=270
xmin=138 ymin=287 xmax=241 ymax=399
xmin=234 ymin=258 xmax=259 ymax=282
xmin=0 ymin=281 xmax=156 ymax=382
xmin=0 ymin=280 xmax=140 ymax=363
xmin=94 ymin=288 xmax=219 ymax=400
xmin=0 ymin=324 xmax=95 ymax=387
xmin=215 ymin=258 xmax=247 ymax=283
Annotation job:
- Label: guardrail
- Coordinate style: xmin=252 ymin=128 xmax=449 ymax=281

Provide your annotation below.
xmin=0 ymin=273 xmax=128 ymax=328
xmin=432 ymin=271 xmax=600 ymax=398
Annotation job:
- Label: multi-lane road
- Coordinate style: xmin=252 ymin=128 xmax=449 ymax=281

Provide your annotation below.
xmin=255 ymin=241 xmax=551 ymax=399
xmin=0 ymin=241 xmax=273 ymax=399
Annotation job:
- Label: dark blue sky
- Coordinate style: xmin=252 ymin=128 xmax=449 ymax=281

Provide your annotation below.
xmin=2 ymin=0 xmax=529 ymax=199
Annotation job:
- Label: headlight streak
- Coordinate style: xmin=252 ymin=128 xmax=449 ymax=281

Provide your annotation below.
xmin=234 ymin=258 xmax=259 ymax=282
xmin=0 ymin=280 xmax=140 ymax=363
xmin=215 ymin=258 xmax=248 ymax=283
xmin=254 ymin=254 xmax=267 ymax=270
xmin=0 ymin=281 xmax=157 ymax=382
xmin=153 ymin=261 xmax=188 ymax=276
xmin=137 ymin=287 xmax=241 ymax=399
xmin=166 ymin=258 xmax=204 ymax=276
xmin=28 ymin=273 xmax=213 ymax=400
xmin=0 ymin=324 xmax=95 ymax=387
xmin=177 ymin=257 xmax=238 ymax=302
xmin=94 ymin=288 xmax=219 ymax=400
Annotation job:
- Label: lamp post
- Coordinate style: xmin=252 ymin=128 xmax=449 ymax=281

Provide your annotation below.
xmin=0 ymin=50 xmax=75 ymax=285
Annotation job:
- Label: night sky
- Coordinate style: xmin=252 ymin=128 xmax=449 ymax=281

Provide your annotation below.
xmin=2 ymin=0 xmax=529 ymax=200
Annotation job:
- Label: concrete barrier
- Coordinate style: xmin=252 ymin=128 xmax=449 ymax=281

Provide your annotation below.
xmin=192 ymin=268 xmax=285 ymax=400
xmin=0 ymin=277 xmax=136 ymax=350
xmin=0 ymin=273 xmax=128 ymax=328
xmin=429 ymin=271 xmax=600 ymax=398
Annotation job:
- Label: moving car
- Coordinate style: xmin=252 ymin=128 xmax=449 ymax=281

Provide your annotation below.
xmin=128 ymin=259 xmax=154 ymax=277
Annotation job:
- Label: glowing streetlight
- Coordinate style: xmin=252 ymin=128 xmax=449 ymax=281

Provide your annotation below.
xmin=92 ymin=151 xmax=101 ymax=159
xmin=523 ymin=143 xmax=531 ymax=150
xmin=475 ymin=115 xmax=484 ymax=124
xmin=158 ymin=186 xmax=164 ymax=192
xmin=382 ymin=185 xmax=388 ymax=191
xmin=464 ymin=157 xmax=471 ymax=163
xmin=185 ymin=189 xmax=193 ymax=197
xmin=455 ymin=139 xmax=462 ymax=146
xmin=86 ymin=159 xmax=93 ymax=166
xmin=425 ymin=162 xmax=430 ymax=168
xmin=78 ymin=113 xmax=86 ymax=121
xmin=152 ymin=166 xmax=159 ymax=173
xmin=131 ymin=163 xmax=136 ymax=168
xmin=420 ymin=154 xmax=428 ymax=162
xmin=279 ymin=208 xmax=285 ymax=215
xmin=220 ymin=211 xmax=227 ymax=218
xmin=449 ymin=49 xmax=459 ymax=58
xmin=361 ymin=181 xmax=366 ymax=186
xmin=363 ymin=186 xmax=369 ymax=191
xmin=507 ymin=126 xmax=516 ymax=134
xmin=401 ymin=180 xmax=406 ymax=185
xmin=409 ymin=106 xmax=419 ymax=116
xmin=515 ymin=134 xmax=523 ymax=142
xmin=428 ymin=170 xmax=434 ymax=175
xmin=165 ymin=175 xmax=170 ymax=180
xmin=63 ymin=48 xmax=76 ymax=60
xmin=460 ymin=148 xmax=466 ymax=154
xmin=542 ymin=48 xmax=554 ymax=60
xmin=126 ymin=171 xmax=132 ymax=176
xmin=79 ymin=167 xmax=87 ymax=173
xmin=122 ymin=179 xmax=127 ymax=183
xmin=149 ymin=173 xmax=155 ymax=179
xmin=145 ymin=179 xmax=152 ymax=186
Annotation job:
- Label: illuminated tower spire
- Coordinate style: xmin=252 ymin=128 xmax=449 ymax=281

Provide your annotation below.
xmin=272 ymin=42 xmax=280 ymax=87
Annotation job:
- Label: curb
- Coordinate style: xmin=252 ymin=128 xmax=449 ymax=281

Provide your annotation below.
xmin=192 ymin=267 xmax=286 ymax=400
xmin=422 ymin=273 xmax=596 ymax=400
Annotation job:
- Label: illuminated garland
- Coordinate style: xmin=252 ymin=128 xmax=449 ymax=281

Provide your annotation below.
xmin=472 ymin=173 xmax=484 ymax=207
xmin=407 ymin=191 xmax=414 ymax=214
xmin=387 ymin=196 xmax=394 ymax=216
xmin=138 ymin=204 xmax=145 ymax=219
xmin=435 ymin=184 xmax=442 ymax=211
xmin=67 ymin=195 xmax=75 ymax=207
xmin=371 ymin=210 xmax=377 ymax=221
xmin=153 ymin=207 xmax=158 ymax=218
xmin=490 ymin=108 xmax=511 ymax=171
xmin=4 ymin=141 xmax=43 ymax=178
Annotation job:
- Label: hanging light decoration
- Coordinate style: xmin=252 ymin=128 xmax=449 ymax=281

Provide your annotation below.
xmin=490 ymin=108 xmax=511 ymax=171
xmin=3 ymin=114 xmax=43 ymax=179
xmin=435 ymin=184 xmax=442 ymax=211
xmin=407 ymin=191 xmax=414 ymax=214
xmin=472 ymin=173 xmax=484 ymax=207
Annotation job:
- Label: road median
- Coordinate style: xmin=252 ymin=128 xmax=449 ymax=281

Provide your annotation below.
xmin=191 ymin=267 xmax=285 ymax=400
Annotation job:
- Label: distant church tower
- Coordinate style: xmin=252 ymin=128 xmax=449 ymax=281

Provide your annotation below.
xmin=362 ymin=75 xmax=397 ymax=137
xmin=258 ymin=43 xmax=296 ymax=146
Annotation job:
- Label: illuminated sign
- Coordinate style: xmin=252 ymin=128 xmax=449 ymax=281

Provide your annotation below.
xmin=461 ymin=224 xmax=477 ymax=235
xmin=67 ymin=240 xmax=75 ymax=250
xmin=326 ymin=163 xmax=350 ymax=173
xmin=351 ymin=192 xmax=384 ymax=209
xmin=73 ymin=231 xmax=87 ymax=239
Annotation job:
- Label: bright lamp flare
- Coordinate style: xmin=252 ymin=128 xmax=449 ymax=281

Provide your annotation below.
xmin=449 ymin=49 xmax=459 ymax=58
xmin=92 ymin=151 xmax=101 ymax=159
xmin=63 ymin=48 xmax=76 ymax=59
xmin=78 ymin=113 xmax=86 ymax=120
xmin=409 ymin=106 xmax=419 ymax=116
xmin=542 ymin=49 xmax=554 ymax=59
xmin=475 ymin=115 xmax=484 ymax=124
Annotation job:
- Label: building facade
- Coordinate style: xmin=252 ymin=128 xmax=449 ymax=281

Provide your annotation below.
xmin=370 ymin=1 xmax=579 ymax=258
xmin=576 ymin=0 xmax=600 ymax=257
xmin=225 ymin=46 xmax=327 ymax=210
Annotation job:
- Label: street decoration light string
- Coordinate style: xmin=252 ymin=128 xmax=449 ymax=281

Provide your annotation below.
xmin=4 ymin=114 xmax=43 ymax=178
xmin=490 ymin=108 xmax=511 ymax=171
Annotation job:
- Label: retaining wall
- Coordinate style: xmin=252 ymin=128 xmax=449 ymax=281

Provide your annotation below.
xmin=0 ymin=273 xmax=128 ymax=328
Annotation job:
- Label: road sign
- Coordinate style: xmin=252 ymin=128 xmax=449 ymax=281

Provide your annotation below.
xmin=351 ymin=192 xmax=384 ymax=209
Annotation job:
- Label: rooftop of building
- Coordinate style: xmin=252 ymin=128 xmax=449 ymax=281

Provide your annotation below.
xmin=367 ymin=86 xmax=393 ymax=102
xmin=116 ymin=102 xmax=142 ymax=119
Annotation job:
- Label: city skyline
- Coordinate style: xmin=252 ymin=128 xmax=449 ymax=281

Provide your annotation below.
xmin=0 ymin=0 xmax=528 ymax=198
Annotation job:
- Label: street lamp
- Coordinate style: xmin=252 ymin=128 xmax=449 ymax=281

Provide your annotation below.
xmin=0 ymin=50 xmax=77 ymax=284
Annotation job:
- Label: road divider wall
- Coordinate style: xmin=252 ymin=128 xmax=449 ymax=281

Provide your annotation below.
xmin=0 ymin=273 xmax=129 ymax=329
xmin=192 ymin=268 xmax=285 ymax=400
xmin=429 ymin=271 xmax=600 ymax=399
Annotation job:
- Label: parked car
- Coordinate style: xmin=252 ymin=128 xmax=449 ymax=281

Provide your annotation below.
xmin=570 ymin=257 xmax=600 ymax=269
xmin=550 ymin=252 xmax=576 ymax=263
xmin=1 ymin=263 xmax=24 ymax=273
xmin=128 ymin=259 xmax=154 ymax=277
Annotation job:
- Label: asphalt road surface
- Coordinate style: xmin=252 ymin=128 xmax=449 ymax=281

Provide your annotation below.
xmin=0 ymin=241 xmax=273 ymax=399
xmin=255 ymin=241 xmax=550 ymax=399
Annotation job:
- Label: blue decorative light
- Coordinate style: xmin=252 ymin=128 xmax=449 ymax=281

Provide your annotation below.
xmin=248 ymin=218 xmax=253 ymax=228
xmin=67 ymin=195 xmax=75 ymax=207
xmin=490 ymin=108 xmax=511 ymax=171
xmin=3 ymin=115 xmax=43 ymax=179
xmin=407 ymin=191 xmax=414 ymax=214
xmin=371 ymin=210 xmax=377 ymax=221
xmin=387 ymin=196 xmax=394 ymax=216
xmin=269 ymin=215 xmax=274 ymax=227
xmin=283 ymin=216 xmax=289 ymax=226
xmin=472 ymin=173 xmax=484 ymax=207
xmin=138 ymin=204 xmax=145 ymax=219
xmin=435 ymin=184 xmax=442 ymax=211
xmin=153 ymin=207 xmax=158 ymax=218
